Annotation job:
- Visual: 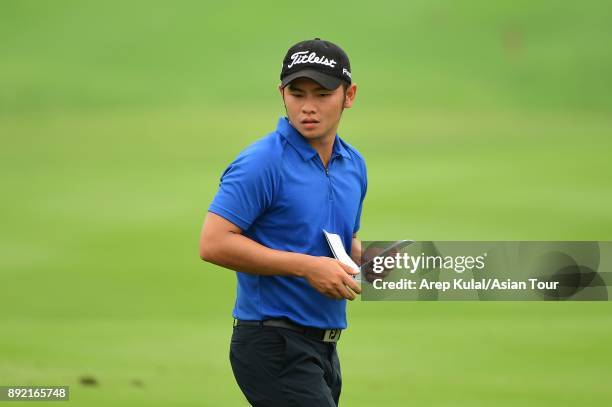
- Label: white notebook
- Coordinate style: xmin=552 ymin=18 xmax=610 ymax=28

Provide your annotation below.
xmin=323 ymin=230 xmax=413 ymax=282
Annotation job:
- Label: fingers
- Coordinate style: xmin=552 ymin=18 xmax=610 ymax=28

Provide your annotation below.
xmin=365 ymin=272 xmax=378 ymax=283
xmin=323 ymin=286 xmax=353 ymax=300
xmin=309 ymin=258 xmax=363 ymax=300
xmin=365 ymin=267 xmax=391 ymax=282
xmin=323 ymin=280 xmax=358 ymax=300
xmin=322 ymin=280 xmax=360 ymax=300
xmin=386 ymin=248 xmax=399 ymax=258
xmin=338 ymin=285 xmax=356 ymax=301
xmin=342 ymin=274 xmax=362 ymax=294
xmin=362 ymin=247 xmax=383 ymax=263
xmin=338 ymin=261 xmax=359 ymax=276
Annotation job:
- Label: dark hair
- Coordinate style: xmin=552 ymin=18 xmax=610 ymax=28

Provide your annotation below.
xmin=340 ymin=81 xmax=350 ymax=97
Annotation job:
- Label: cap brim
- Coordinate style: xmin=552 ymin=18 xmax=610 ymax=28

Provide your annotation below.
xmin=281 ymin=69 xmax=342 ymax=90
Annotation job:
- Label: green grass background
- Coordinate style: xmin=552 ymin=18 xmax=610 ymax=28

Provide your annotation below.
xmin=1 ymin=1 xmax=612 ymax=406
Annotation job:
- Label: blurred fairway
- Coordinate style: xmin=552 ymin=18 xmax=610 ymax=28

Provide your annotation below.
xmin=1 ymin=1 xmax=612 ymax=406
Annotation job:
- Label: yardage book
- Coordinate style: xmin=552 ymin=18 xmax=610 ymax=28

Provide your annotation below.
xmin=322 ymin=230 xmax=412 ymax=282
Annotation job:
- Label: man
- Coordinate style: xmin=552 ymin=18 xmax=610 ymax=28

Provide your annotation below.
xmin=200 ymin=38 xmax=366 ymax=407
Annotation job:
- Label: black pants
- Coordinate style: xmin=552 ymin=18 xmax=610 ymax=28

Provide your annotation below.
xmin=230 ymin=323 xmax=342 ymax=406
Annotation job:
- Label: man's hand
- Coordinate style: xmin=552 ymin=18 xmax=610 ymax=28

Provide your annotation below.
xmin=361 ymin=246 xmax=398 ymax=283
xmin=303 ymin=257 xmax=362 ymax=300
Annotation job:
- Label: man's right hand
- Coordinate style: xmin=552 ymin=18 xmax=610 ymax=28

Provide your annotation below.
xmin=303 ymin=257 xmax=362 ymax=300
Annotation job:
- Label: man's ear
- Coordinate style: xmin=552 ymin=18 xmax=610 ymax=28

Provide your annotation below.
xmin=344 ymin=83 xmax=357 ymax=108
xmin=278 ymin=84 xmax=284 ymax=96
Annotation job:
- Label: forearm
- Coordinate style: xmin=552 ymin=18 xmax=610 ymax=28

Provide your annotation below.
xmin=200 ymin=212 xmax=361 ymax=299
xmin=351 ymin=237 xmax=362 ymax=265
xmin=201 ymin=230 xmax=312 ymax=278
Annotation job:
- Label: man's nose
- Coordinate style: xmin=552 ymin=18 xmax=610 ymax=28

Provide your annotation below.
xmin=301 ymin=95 xmax=316 ymax=113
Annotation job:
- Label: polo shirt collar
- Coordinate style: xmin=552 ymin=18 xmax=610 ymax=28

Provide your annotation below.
xmin=276 ymin=117 xmax=351 ymax=162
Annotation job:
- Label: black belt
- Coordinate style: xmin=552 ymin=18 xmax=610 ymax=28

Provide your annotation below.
xmin=233 ymin=318 xmax=342 ymax=343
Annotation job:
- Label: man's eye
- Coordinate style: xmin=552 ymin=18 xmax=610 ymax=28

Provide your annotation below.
xmin=319 ymin=94 xmax=332 ymax=97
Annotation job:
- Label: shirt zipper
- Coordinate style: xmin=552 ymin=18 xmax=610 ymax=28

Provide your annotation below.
xmin=319 ymin=155 xmax=336 ymax=230
xmin=316 ymin=156 xmax=333 ymax=194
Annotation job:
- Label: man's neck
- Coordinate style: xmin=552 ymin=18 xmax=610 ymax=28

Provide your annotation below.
xmin=307 ymin=131 xmax=336 ymax=168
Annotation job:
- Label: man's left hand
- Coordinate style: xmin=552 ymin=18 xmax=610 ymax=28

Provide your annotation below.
xmin=360 ymin=246 xmax=398 ymax=283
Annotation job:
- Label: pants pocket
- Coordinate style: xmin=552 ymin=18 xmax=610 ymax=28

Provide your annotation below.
xmin=231 ymin=326 xmax=288 ymax=378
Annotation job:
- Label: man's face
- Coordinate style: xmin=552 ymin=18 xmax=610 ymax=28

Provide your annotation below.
xmin=279 ymin=77 xmax=356 ymax=141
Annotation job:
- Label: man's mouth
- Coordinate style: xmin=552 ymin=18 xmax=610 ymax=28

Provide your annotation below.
xmin=301 ymin=119 xmax=319 ymax=129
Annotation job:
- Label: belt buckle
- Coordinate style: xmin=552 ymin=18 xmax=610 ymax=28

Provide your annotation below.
xmin=322 ymin=329 xmax=341 ymax=342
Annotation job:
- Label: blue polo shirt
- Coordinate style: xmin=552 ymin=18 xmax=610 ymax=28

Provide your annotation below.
xmin=208 ymin=117 xmax=367 ymax=329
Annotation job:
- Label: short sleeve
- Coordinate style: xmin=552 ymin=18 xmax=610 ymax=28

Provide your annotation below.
xmin=208 ymin=147 xmax=279 ymax=231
